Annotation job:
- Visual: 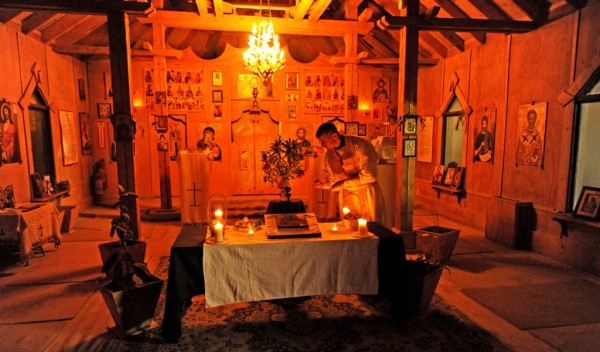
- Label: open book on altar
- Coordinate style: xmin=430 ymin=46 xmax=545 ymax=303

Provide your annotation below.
xmin=264 ymin=213 xmax=321 ymax=239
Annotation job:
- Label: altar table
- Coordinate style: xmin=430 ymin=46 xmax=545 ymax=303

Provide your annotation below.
xmin=161 ymin=222 xmax=406 ymax=343
xmin=0 ymin=203 xmax=62 ymax=265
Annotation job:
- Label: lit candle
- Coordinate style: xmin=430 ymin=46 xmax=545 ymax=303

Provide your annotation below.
xmin=342 ymin=207 xmax=350 ymax=216
xmin=214 ymin=209 xmax=223 ymax=221
xmin=332 ymin=223 xmax=338 ymax=232
xmin=248 ymin=227 xmax=254 ymax=235
xmin=358 ymin=218 xmax=368 ymax=237
xmin=214 ymin=222 xmax=224 ymax=242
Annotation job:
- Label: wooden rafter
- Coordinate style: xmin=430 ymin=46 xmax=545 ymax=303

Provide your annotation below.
xmin=294 ymin=0 xmax=314 ymax=22
xmin=195 ymin=0 xmax=209 ymax=16
xmin=138 ymin=10 xmax=373 ymax=36
xmin=213 ymin=0 xmax=224 ymax=17
xmin=0 ymin=9 xmax=22 ymax=23
xmin=379 ymin=16 xmax=538 ymax=33
xmin=308 ymin=0 xmax=333 ymax=23
xmin=0 ymin=0 xmax=153 ymax=15
xmin=41 ymin=14 xmax=89 ymax=43
xmin=419 ymin=30 xmax=447 ymax=58
xmin=20 ymin=11 xmax=62 ymax=34
xmin=432 ymin=0 xmax=486 ymax=43
xmin=468 ymin=0 xmax=511 ymax=20
xmin=511 ymin=0 xmax=550 ymax=23
xmin=54 ymin=15 xmax=107 ymax=46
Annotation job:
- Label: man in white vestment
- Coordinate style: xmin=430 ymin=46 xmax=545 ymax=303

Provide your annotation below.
xmin=313 ymin=122 xmax=383 ymax=223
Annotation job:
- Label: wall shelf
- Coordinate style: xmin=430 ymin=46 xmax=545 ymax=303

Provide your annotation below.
xmin=432 ymin=184 xmax=465 ymax=204
xmin=551 ymin=212 xmax=600 ymax=237
xmin=30 ymin=190 xmax=69 ymax=203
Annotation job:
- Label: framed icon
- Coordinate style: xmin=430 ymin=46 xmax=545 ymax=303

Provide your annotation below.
xmin=403 ymin=138 xmax=417 ymax=157
xmin=212 ymin=90 xmax=223 ymax=103
xmin=212 ymin=71 xmax=223 ymax=86
xmin=97 ymin=103 xmax=112 ymax=119
xmin=155 ymin=115 xmax=168 ymax=132
xmin=286 ymin=72 xmax=299 ymax=90
xmin=358 ymin=124 xmax=367 ymax=136
xmin=403 ymin=116 xmax=418 ymax=135
xmin=345 ymin=122 xmax=359 ymax=136
xmin=574 ymin=186 xmax=600 ymax=220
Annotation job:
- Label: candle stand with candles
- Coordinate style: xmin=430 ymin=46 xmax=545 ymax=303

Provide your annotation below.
xmin=207 ymin=193 xmax=228 ymax=241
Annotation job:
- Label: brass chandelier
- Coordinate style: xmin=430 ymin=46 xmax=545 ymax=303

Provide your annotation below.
xmin=242 ymin=0 xmax=285 ymax=84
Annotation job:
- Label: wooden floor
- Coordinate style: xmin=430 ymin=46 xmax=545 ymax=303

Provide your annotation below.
xmin=6 ymin=217 xmax=181 ymax=352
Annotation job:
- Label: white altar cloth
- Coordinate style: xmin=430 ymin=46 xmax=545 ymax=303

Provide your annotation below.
xmin=178 ymin=152 xmax=209 ymax=224
xmin=203 ymin=223 xmax=378 ymax=307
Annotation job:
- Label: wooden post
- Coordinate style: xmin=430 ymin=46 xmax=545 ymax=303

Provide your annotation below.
xmin=395 ymin=0 xmax=420 ymax=232
xmin=153 ymin=22 xmax=173 ymax=210
xmin=107 ymin=11 xmax=141 ymax=239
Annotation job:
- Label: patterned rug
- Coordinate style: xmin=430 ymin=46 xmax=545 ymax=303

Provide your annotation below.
xmin=124 ymin=257 xmax=512 ymax=352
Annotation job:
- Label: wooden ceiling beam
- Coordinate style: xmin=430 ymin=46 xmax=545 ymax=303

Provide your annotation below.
xmin=52 ymin=44 xmax=183 ymax=59
xmin=20 ymin=12 xmax=63 ymax=34
xmin=308 ymin=0 xmax=333 ymax=23
xmin=379 ymin=16 xmax=538 ymax=33
xmin=0 ymin=0 xmax=153 ymax=15
xmin=293 ymin=0 xmax=314 ymax=22
xmin=138 ymin=10 xmax=374 ymax=36
xmin=437 ymin=30 xmax=464 ymax=52
xmin=359 ymin=57 xmax=439 ymax=66
xmin=511 ymin=0 xmax=550 ymax=23
xmin=468 ymin=0 xmax=511 ymax=20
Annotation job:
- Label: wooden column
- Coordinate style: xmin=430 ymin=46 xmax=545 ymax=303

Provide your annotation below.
xmin=153 ymin=22 xmax=172 ymax=210
xmin=107 ymin=11 xmax=141 ymax=239
xmin=395 ymin=0 xmax=420 ymax=232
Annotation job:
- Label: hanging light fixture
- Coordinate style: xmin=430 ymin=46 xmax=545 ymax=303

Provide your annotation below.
xmin=243 ymin=0 xmax=285 ymax=84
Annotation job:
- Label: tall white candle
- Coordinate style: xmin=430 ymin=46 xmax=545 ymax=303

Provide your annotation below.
xmin=215 ymin=222 xmax=224 ymax=242
xmin=214 ymin=209 xmax=223 ymax=221
xmin=358 ymin=218 xmax=368 ymax=237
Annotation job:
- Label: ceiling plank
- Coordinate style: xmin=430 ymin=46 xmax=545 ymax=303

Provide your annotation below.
xmin=0 ymin=0 xmax=153 ymax=15
xmin=54 ymin=15 xmax=107 ymax=45
xmin=468 ymin=0 xmax=512 ymax=20
xmin=138 ymin=10 xmax=374 ymax=36
xmin=195 ymin=0 xmax=209 ymax=16
xmin=294 ymin=0 xmax=314 ymax=22
xmin=419 ymin=31 xmax=447 ymax=58
xmin=52 ymin=44 xmax=183 ymax=59
xmin=380 ymin=16 xmax=538 ymax=33
xmin=360 ymin=57 xmax=440 ymax=66
xmin=511 ymin=0 xmax=550 ymax=22
xmin=437 ymin=30 xmax=464 ymax=52
xmin=40 ymin=14 xmax=89 ymax=43
xmin=308 ymin=0 xmax=333 ymax=23
xmin=21 ymin=11 xmax=63 ymax=34
xmin=564 ymin=0 xmax=588 ymax=9
xmin=432 ymin=0 xmax=486 ymax=43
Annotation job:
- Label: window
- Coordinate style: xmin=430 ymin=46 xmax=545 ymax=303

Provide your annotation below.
xmin=569 ymin=72 xmax=600 ymax=210
xmin=442 ymin=97 xmax=464 ymax=165
xmin=28 ymin=88 xmax=55 ymax=181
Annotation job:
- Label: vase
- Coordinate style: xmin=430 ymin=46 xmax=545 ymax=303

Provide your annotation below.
xmin=279 ymin=186 xmax=292 ymax=202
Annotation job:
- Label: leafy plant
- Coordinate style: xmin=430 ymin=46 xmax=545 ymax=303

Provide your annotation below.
xmin=100 ymin=184 xmax=150 ymax=290
xmin=406 ymin=253 xmax=450 ymax=276
xmin=110 ymin=184 xmax=138 ymax=242
xmin=261 ymin=137 xmax=317 ymax=188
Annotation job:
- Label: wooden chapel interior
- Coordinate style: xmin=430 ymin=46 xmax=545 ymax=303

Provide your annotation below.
xmin=1 ymin=0 xmax=598 ymax=276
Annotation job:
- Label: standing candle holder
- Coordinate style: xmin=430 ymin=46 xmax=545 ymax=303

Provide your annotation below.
xmin=207 ymin=193 xmax=228 ymax=240
xmin=341 ymin=192 xmax=361 ymax=232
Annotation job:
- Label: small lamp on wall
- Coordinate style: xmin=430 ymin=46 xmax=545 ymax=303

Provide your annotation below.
xmin=360 ymin=104 xmax=371 ymax=117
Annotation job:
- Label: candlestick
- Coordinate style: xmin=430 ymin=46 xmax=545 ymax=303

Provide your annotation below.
xmin=358 ymin=218 xmax=368 ymax=237
xmin=214 ymin=222 xmax=224 ymax=242
xmin=214 ymin=209 xmax=223 ymax=221
xmin=332 ymin=223 xmax=338 ymax=232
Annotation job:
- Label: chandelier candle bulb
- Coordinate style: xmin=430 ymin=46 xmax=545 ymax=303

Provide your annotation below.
xmin=215 ymin=222 xmax=224 ymax=243
xmin=358 ymin=218 xmax=368 ymax=237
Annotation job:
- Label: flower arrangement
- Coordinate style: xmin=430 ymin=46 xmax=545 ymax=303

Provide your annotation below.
xmin=261 ymin=137 xmax=317 ymax=189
